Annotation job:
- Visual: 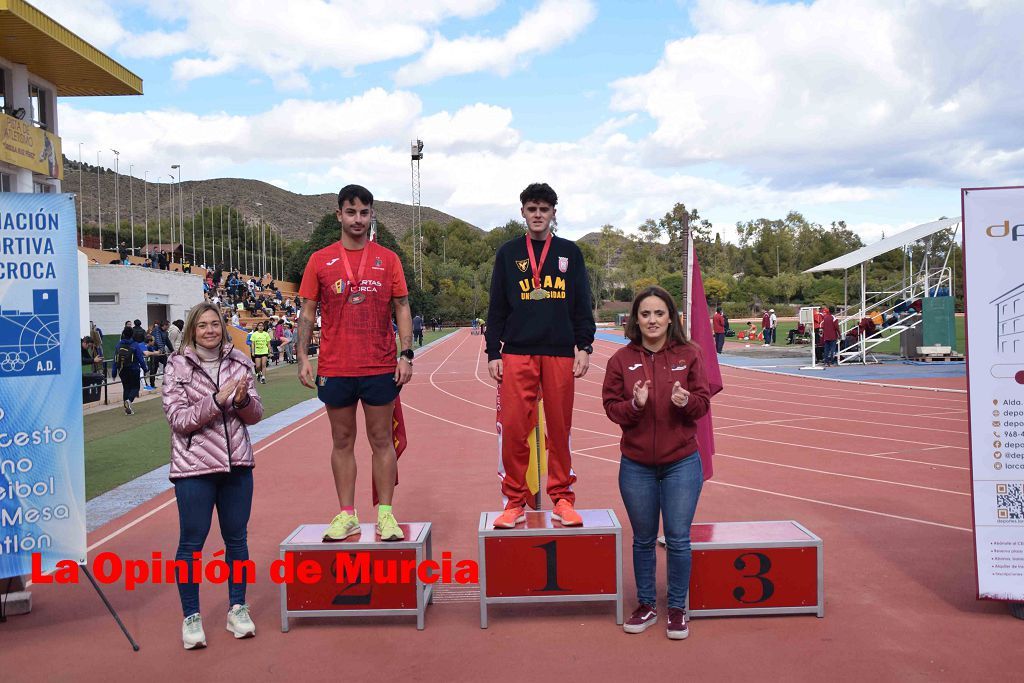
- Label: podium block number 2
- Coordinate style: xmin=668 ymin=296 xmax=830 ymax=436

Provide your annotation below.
xmin=732 ymin=552 xmax=774 ymax=604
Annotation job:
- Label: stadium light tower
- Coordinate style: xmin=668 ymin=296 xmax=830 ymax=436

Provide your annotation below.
xmin=111 ymin=149 xmax=120 ymax=250
xmin=410 ymin=139 xmax=424 ymax=287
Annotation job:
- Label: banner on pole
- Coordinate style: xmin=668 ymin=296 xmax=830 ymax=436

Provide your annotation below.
xmin=0 ymin=193 xmax=85 ymax=578
xmin=962 ymin=185 xmax=1024 ymax=601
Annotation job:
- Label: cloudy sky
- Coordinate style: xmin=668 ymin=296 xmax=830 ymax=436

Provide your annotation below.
xmin=43 ymin=0 xmax=1024 ymax=243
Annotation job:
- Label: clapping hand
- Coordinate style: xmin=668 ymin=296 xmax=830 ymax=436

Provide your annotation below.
xmin=232 ymin=378 xmax=248 ymax=407
xmin=632 ymin=379 xmax=651 ymax=408
xmin=215 ymin=379 xmax=239 ymax=407
xmin=671 ymin=381 xmax=690 ymax=408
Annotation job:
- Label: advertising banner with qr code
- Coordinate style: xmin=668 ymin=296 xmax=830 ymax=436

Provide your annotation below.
xmin=962 ymin=186 xmax=1024 ymax=600
xmin=0 ymin=193 xmax=86 ymax=578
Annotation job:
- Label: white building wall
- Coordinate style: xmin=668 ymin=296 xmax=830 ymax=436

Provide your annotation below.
xmin=87 ymin=266 xmax=204 ymax=335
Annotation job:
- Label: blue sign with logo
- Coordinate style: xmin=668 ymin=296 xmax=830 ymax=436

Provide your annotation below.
xmin=0 ymin=193 xmax=85 ymax=578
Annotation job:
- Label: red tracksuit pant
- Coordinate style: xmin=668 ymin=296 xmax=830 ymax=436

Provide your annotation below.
xmin=497 ymin=354 xmax=576 ymax=508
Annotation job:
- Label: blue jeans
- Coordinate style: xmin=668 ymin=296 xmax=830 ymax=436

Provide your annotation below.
xmin=824 ymin=339 xmax=838 ymax=365
xmin=618 ymin=453 xmax=703 ymax=609
xmin=173 ymin=467 xmax=253 ymax=616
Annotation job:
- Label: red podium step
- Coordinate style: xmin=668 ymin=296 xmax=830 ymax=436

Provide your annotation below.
xmin=478 ymin=509 xmax=623 ymax=628
xmin=278 ymin=522 xmax=434 ymax=630
xmin=688 ymin=520 xmax=823 ymax=618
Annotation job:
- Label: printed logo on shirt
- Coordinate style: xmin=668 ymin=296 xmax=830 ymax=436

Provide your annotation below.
xmin=326 ymin=257 xmax=340 ymax=267
xmin=372 ymin=256 xmax=384 ymax=270
xmin=333 ymin=279 xmax=347 ymax=294
xmin=628 ymin=363 xmax=642 ymax=371
xmin=671 ymin=364 xmax=687 ymax=371
xmin=558 ymin=256 xmax=568 ymax=273
xmin=516 ymin=275 xmax=567 ymax=300
xmin=515 ymin=259 xmax=529 ymax=273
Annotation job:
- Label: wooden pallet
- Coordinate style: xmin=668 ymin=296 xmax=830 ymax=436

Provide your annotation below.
xmin=910 ymin=353 xmax=964 ymax=362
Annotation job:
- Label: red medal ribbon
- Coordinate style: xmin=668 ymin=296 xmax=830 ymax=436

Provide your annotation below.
xmin=339 ymin=241 xmax=371 ymax=295
xmin=526 ymin=233 xmax=553 ymax=290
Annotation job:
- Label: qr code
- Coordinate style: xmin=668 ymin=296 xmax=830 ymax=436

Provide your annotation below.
xmin=996 ymin=483 xmax=1024 ymax=520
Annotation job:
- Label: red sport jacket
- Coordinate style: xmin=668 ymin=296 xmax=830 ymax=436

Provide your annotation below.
xmin=602 ymin=340 xmax=711 ymax=466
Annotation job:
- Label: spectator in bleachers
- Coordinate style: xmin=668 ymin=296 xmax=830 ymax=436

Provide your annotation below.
xmin=281 ymin=322 xmax=296 ymax=364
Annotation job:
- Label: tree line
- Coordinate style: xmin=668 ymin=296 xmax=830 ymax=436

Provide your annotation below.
xmin=281 ymin=206 xmax=961 ymax=323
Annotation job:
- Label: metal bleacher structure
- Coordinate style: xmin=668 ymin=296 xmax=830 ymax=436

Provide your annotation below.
xmin=804 ymin=217 xmax=961 ymax=365
xmin=81 ymin=245 xmax=301 ymax=351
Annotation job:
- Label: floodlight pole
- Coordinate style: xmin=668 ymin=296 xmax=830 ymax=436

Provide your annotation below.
xmin=143 ymin=170 xmax=149 ymax=254
xmin=411 ymin=139 xmax=424 ymax=288
xmin=128 ymin=164 xmax=135 ymax=256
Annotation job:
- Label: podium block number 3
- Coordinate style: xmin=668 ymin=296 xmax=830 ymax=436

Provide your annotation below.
xmin=732 ymin=552 xmax=774 ymax=604
xmin=533 ymin=541 xmax=567 ymax=592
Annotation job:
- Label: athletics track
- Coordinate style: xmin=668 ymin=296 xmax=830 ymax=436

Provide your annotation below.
xmin=5 ymin=328 xmax=1020 ymax=680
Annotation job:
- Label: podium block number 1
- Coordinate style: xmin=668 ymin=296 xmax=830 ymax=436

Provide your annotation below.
xmin=534 ymin=541 xmax=567 ymax=592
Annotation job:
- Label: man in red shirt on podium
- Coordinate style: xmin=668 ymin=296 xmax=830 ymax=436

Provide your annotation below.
xmin=296 ymin=184 xmax=414 ymax=542
xmin=485 ymin=183 xmax=596 ymax=529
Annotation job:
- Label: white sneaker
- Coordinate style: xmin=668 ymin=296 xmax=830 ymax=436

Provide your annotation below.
xmin=182 ymin=613 xmax=207 ymax=649
xmin=226 ymin=604 xmax=256 ymax=638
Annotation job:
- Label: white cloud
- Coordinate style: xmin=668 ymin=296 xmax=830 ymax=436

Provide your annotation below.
xmin=119 ymin=30 xmax=193 ymax=59
xmin=62 ymin=88 xmax=880 ymax=243
xmin=30 ymin=0 xmax=128 ymax=50
xmin=416 ymin=104 xmax=520 ymax=153
xmin=123 ymin=0 xmax=504 ymax=89
xmin=611 ymin=0 xmax=1024 ymax=187
xmin=395 ymin=0 xmax=596 ymax=86
xmin=58 ymin=88 xmax=423 ymax=171
xmin=35 ymin=0 xmax=506 ymax=89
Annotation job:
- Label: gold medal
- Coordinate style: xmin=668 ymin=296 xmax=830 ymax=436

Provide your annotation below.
xmin=530 ymin=288 xmax=548 ymax=300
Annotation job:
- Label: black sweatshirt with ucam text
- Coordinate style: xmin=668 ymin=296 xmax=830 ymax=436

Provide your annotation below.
xmin=485 ymin=234 xmax=596 ymax=361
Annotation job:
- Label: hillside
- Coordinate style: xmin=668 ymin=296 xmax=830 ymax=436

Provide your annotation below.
xmin=63 ymin=158 xmax=479 ymax=242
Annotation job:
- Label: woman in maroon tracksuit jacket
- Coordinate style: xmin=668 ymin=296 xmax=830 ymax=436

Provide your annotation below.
xmin=603 ymin=286 xmax=711 ymax=641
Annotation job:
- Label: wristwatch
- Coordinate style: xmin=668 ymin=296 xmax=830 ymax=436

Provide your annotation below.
xmin=400 ymin=348 xmax=415 ymax=362
xmin=578 ymin=344 xmax=593 ymax=354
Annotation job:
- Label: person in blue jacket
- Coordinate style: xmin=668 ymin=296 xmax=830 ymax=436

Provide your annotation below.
xmin=116 ymin=327 xmax=151 ymax=415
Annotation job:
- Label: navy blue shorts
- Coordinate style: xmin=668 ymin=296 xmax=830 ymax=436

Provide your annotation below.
xmin=317 ymin=373 xmax=400 ymax=408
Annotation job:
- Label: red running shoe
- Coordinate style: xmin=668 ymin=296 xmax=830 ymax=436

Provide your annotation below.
xmin=493 ymin=505 xmax=526 ymax=529
xmin=552 ymin=499 xmax=582 ymax=526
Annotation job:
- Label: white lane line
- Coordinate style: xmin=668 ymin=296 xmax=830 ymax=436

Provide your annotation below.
xmin=706 ymin=481 xmax=971 ymax=533
xmin=563 ymin=450 xmax=970 ymax=532
xmin=716 ymin=453 xmax=968 ymax=496
xmin=714 ymin=431 xmax=968 ymax=470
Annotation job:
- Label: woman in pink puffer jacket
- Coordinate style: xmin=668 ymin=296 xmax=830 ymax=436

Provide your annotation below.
xmin=162 ymin=301 xmax=263 ymax=650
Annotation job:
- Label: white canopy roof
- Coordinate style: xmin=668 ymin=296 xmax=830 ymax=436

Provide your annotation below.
xmin=803 ymin=218 xmax=960 ymax=273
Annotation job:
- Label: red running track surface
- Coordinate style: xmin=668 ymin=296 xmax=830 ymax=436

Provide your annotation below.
xmin=4 ymin=328 xmax=1020 ymax=679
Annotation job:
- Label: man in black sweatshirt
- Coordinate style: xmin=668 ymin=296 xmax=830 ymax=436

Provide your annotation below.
xmin=485 ymin=183 xmax=596 ymax=529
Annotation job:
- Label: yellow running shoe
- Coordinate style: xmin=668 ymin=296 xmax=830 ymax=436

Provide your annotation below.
xmin=377 ymin=510 xmax=404 ymax=541
xmin=322 ymin=511 xmax=360 ymax=542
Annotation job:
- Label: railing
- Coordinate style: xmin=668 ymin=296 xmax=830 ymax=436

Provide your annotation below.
xmin=836 ymin=266 xmax=953 ymax=364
